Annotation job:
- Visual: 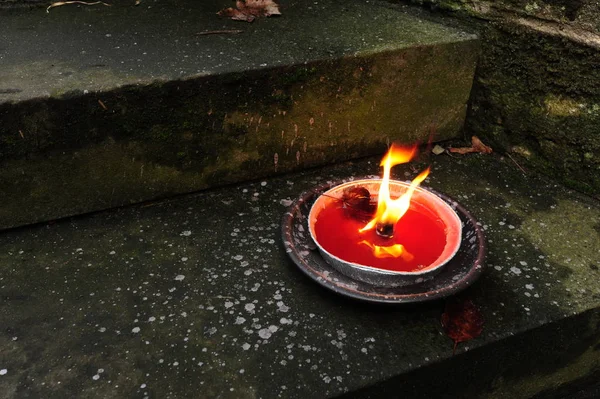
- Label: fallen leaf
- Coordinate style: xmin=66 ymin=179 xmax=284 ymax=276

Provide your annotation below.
xmin=471 ymin=136 xmax=493 ymax=153
xmin=441 ymin=299 xmax=484 ymax=354
xmin=218 ymin=0 xmax=281 ymax=22
xmin=431 ymin=144 xmax=445 ymax=155
xmin=449 ymin=136 xmax=493 ymax=155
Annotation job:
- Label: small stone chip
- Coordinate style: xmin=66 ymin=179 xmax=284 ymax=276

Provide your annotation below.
xmin=432 ymin=144 xmax=445 ymax=155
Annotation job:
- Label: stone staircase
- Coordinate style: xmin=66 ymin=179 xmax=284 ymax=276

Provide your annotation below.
xmin=1 ymin=1 xmax=599 ymax=398
xmin=0 ymin=0 xmax=477 ymax=230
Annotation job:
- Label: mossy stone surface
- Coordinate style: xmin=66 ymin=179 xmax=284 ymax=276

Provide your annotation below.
xmin=466 ymin=20 xmax=600 ymax=195
xmin=402 ymin=0 xmax=600 ymax=33
xmin=0 ymin=0 xmax=478 ymax=230
xmin=0 ymin=154 xmax=598 ymax=398
xmin=399 ymin=0 xmax=600 ymax=195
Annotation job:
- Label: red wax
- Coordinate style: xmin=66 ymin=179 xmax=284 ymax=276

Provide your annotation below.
xmin=314 ymin=200 xmax=447 ymax=272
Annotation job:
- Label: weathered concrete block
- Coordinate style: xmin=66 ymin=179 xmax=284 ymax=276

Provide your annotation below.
xmin=0 ymin=0 xmax=478 ymax=229
xmin=0 ymin=154 xmax=599 ymax=397
xmin=404 ymin=0 xmax=600 ymax=34
xmin=466 ymin=20 xmax=600 ymax=194
xmin=401 ymin=0 xmax=600 ymax=195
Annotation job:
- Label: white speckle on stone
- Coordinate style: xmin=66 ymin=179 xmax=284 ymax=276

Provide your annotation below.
xmin=510 ymin=267 xmax=522 ymax=275
xmin=233 ymin=255 xmax=244 ymax=261
xmin=276 ymin=301 xmax=290 ymax=312
xmin=175 ymin=275 xmax=185 ymax=281
xmin=0 ymin=369 xmax=7 ymax=376
xmin=234 ymin=316 xmax=246 ymax=325
xmin=280 ymin=199 xmax=293 ymax=207
xmin=519 ymin=261 xmax=528 ymax=266
xmin=148 ymin=317 xmax=156 ymax=322
xmin=261 ymin=181 xmax=267 ymax=186
xmin=242 ymin=343 xmax=251 ymax=350
xmin=92 ymin=374 xmax=100 ymax=380
xmin=258 ymin=328 xmax=273 ymax=339
xmin=525 ymin=284 xmax=534 ymax=290
xmin=181 ymin=257 xmax=188 ymax=262
xmin=132 ymin=327 xmax=141 ymax=333
xmin=180 ymin=230 xmax=192 ymax=237
xmin=280 ymin=317 xmax=292 ymax=325
xmin=140 ymin=383 xmax=147 ymax=389
xmin=244 ymin=303 xmax=255 ymax=313
xmin=109 ymin=251 xmax=116 ymax=255
xmin=224 ymin=301 xmax=234 ymax=309
xmin=494 ymin=266 xmax=502 ymax=271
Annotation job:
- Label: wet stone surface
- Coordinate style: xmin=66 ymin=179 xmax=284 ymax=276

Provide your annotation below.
xmin=0 ymin=0 xmax=475 ymax=103
xmin=0 ymin=0 xmax=478 ymax=230
xmin=0 ymin=154 xmax=599 ymax=398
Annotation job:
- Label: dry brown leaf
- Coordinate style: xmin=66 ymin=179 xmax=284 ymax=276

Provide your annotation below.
xmin=471 ymin=136 xmax=493 ymax=154
xmin=441 ymin=299 xmax=484 ymax=354
xmin=449 ymin=136 xmax=493 ymax=155
xmin=218 ymin=0 xmax=281 ymax=22
xmin=47 ymin=1 xmax=111 ymax=13
xmin=448 ymin=146 xmax=476 ymax=155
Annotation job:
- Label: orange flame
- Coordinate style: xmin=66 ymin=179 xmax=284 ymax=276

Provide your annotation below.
xmin=359 ymin=241 xmax=414 ymax=262
xmin=359 ymin=144 xmax=431 ymax=258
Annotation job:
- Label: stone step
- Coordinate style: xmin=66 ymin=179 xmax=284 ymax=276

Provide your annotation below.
xmin=0 ymin=0 xmax=478 ymax=230
xmin=0 ymin=153 xmax=598 ymax=398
